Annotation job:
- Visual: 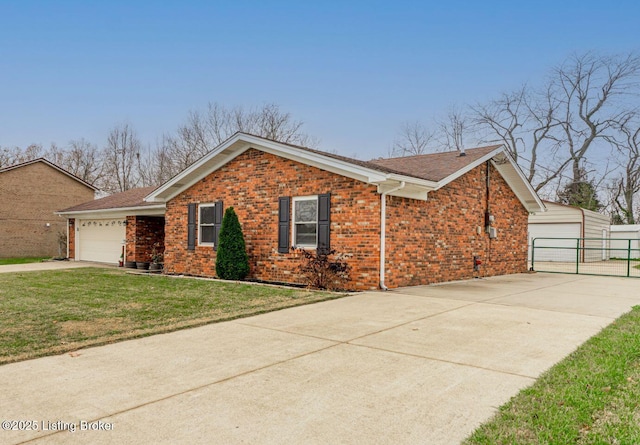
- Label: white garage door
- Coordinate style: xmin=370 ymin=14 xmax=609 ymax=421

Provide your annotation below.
xmin=528 ymin=223 xmax=581 ymax=262
xmin=77 ymin=219 xmax=126 ymax=263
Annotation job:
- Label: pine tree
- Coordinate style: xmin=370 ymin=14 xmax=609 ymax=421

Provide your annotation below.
xmin=215 ymin=207 xmax=250 ymax=280
xmin=557 ymin=168 xmax=603 ymax=212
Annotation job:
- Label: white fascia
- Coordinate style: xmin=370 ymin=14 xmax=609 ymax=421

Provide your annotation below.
xmin=56 ymin=204 xmax=166 ymax=220
xmin=145 ymin=133 xmax=393 ymax=203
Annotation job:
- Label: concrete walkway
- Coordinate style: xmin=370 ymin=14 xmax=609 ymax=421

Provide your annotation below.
xmin=0 ymin=261 xmax=111 ymax=274
xmin=1 ymin=273 xmax=639 ymax=444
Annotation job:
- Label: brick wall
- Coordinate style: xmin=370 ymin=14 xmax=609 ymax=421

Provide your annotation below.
xmin=165 ymin=148 xmax=381 ymax=289
xmin=0 ymin=162 xmax=95 ymax=258
xmin=126 ymin=216 xmax=165 ymax=262
xmin=164 ymin=150 xmax=529 ymax=290
xmin=384 ymin=162 xmax=529 ymax=287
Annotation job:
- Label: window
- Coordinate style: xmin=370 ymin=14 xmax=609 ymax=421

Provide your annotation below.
xmin=293 ymin=196 xmax=318 ymax=247
xmin=192 ymin=201 xmax=223 ymax=246
xmin=278 ymin=194 xmax=329 ymax=253
xmin=199 ymin=204 xmax=217 ymax=245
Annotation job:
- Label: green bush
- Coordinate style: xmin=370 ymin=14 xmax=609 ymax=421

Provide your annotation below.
xmin=215 ymin=207 xmax=250 ymax=280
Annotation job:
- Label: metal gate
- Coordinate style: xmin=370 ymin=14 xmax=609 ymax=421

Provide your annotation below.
xmin=530 ymin=238 xmax=640 ymax=278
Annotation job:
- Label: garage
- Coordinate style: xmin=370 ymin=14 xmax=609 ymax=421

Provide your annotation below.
xmin=57 ymin=187 xmax=166 ymax=265
xmin=528 ymin=222 xmax=581 ymax=262
xmin=76 ymin=219 xmax=126 ymax=263
xmin=528 ymin=201 xmax=610 ymax=263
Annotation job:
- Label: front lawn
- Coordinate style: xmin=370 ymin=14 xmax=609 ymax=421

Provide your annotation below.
xmin=464 ymin=306 xmax=640 ymax=444
xmin=0 ymin=257 xmax=49 ymax=265
xmin=0 ymin=268 xmax=343 ymax=364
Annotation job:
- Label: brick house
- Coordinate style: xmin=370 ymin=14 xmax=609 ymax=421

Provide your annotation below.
xmin=57 ymin=187 xmax=165 ymax=264
xmin=60 ymin=133 xmax=545 ymax=290
xmin=0 ymin=158 xmax=97 ymax=258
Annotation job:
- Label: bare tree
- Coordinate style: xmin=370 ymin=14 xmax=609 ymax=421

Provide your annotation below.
xmin=608 ymin=117 xmax=640 ymax=223
xmin=472 ymin=51 xmax=640 ymax=199
xmin=45 ymin=139 xmax=104 ymax=185
xmin=553 ymin=52 xmax=640 ymax=184
xmin=162 ymin=102 xmax=316 ymax=177
xmin=437 ymin=107 xmax=471 ymax=152
xmin=390 ymin=121 xmax=435 ymax=156
xmin=472 ymin=85 xmax=566 ymax=191
xmin=136 ymin=138 xmax=175 ymax=188
xmin=0 ymin=144 xmax=44 ymax=168
xmin=102 ymin=123 xmax=141 ymax=193
xmin=0 ymin=147 xmax=22 ymax=167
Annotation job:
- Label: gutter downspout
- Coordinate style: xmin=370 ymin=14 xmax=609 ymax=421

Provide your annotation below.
xmin=380 ymin=181 xmax=406 ymax=290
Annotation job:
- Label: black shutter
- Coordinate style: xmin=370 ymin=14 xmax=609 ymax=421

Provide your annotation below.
xmin=278 ymin=196 xmax=290 ymax=253
xmin=187 ymin=203 xmax=197 ymax=251
xmin=317 ymin=193 xmax=331 ymax=254
xmin=213 ymin=201 xmax=223 ymax=251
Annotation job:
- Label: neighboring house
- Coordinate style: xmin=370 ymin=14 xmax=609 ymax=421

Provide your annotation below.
xmin=528 ymin=201 xmax=611 ymax=262
xmin=0 ymin=158 xmax=97 ymax=258
xmin=609 ymin=225 xmax=640 ymax=258
xmin=59 ymin=133 xmax=544 ymax=290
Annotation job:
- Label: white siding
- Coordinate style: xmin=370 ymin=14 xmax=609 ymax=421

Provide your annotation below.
xmin=529 ymin=202 xmax=582 ymax=224
xmin=529 ymin=202 xmax=611 ymax=262
xmin=582 ymin=209 xmax=611 ymax=261
xmin=610 ymin=225 xmax=640 ymax=258
xmin=529 ymin=223 xmax=581 ymax=262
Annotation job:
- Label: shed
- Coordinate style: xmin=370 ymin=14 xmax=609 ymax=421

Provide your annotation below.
xmin=528 ymin=201 xmax=610 ymax=262
xmin=609 ymin=225 xmax=640 ymax=259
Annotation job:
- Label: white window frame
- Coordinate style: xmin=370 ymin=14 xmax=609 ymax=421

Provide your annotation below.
xmin=198 ymin=203 xmax=217 ymax=246
xmin=292 ymin=195 xmax=318 ymax=248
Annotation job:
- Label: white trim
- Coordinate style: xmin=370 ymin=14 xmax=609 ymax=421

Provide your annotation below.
xmin=432 ymin=148 xmax=504 ymax=190
xmin=74 ymin=220 xmax=80 ymax=261
xmin=144 ymin=133 xmax=544 ymax=214
xmin=146 ymin=133 xmax=393 ymax=203
xmin=198 ymin=203 xmax=217 ymax=247
xmin=292 ymin=195 xmax=319 ymax=249
xmin=57 ymin=204 xmax=165 ymax=219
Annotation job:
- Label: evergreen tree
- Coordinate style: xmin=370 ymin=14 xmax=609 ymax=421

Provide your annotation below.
xmin=557 ymin=169 xmax=603 ymax=212
xmin=215 ymin=207 xmax=250 ymax=280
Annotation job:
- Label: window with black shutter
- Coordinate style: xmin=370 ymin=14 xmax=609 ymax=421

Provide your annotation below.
xmin=213 ymin=200 xmax=223 ymax=250
xmin=198 ymin=201 xmax=223 ymax=248
xmin=286 ymin=194 xmax=331 ymax=251
xmin=317 ymin=193 xmax=331 ymax=253
xmin=187 ymin=203 xmax=197 ymax=250
xmin=278 ymin=196 xmax=290 ymax=253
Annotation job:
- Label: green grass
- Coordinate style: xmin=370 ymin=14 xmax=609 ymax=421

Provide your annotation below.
xmin=464 ymin=306 xmax=640 ymax=445
xmin=0 ymin=268 xmax=343 ymax=364
xmin=0 ymin=257 xmax=49 ymax=265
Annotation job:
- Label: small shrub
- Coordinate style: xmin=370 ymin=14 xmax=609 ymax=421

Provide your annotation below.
xmin=216 ymin=207 xmax=250 ymax=280
xmin=295 ymin=248 xmax=351 ymax=291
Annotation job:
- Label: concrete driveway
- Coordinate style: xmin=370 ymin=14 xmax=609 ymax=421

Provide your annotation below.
xmin=1 ymin=273 xmax=639 ymax=445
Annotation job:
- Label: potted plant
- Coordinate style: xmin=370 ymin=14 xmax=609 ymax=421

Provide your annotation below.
xmin=149 ymin=244 xmax=164 ymax=272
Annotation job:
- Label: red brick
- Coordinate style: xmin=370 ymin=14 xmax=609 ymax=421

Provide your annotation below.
xmin=164 ymin=149 xmax=528 ymax=290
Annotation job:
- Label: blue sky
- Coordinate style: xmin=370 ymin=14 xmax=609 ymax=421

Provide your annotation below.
xmin=1 ymin=0 xmax=638 ymax=159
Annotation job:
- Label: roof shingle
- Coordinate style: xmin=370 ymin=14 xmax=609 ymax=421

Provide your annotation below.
xmin=367 ymin=145 xmax=502 ymax=182
xmin=59 ymin=186 xmax=158 ymax=213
